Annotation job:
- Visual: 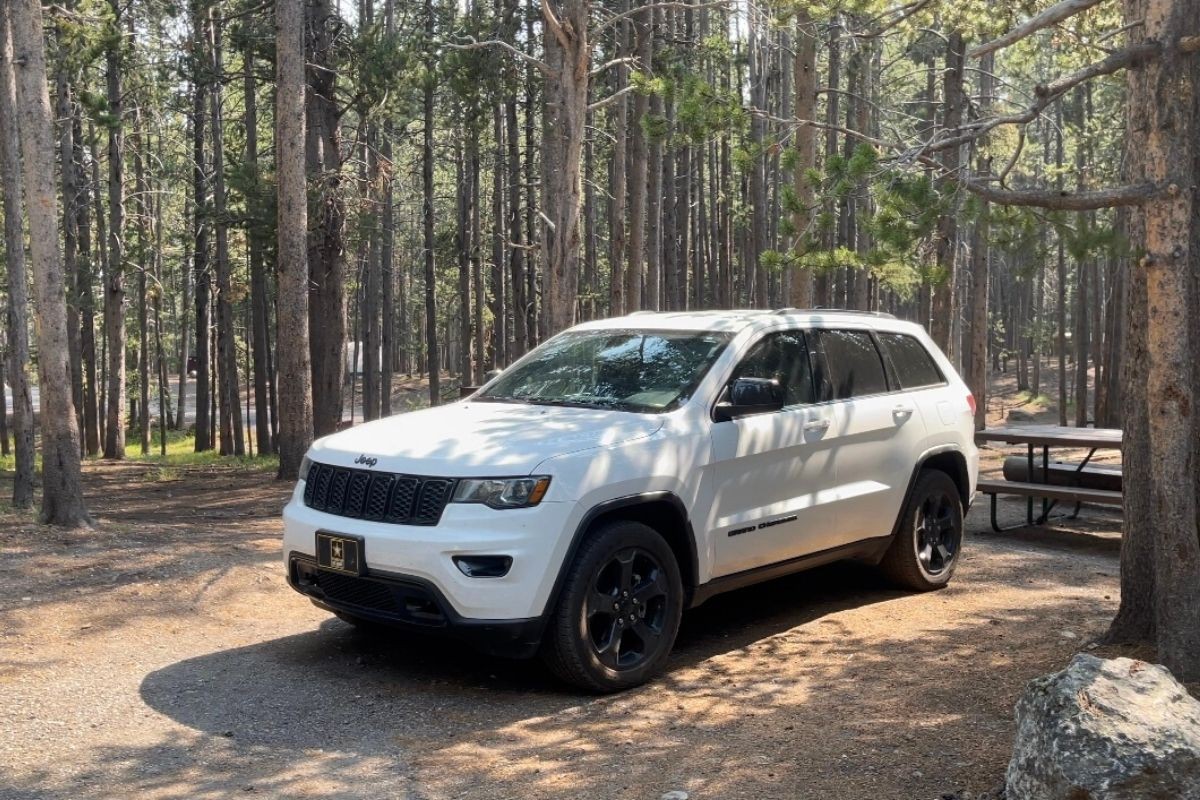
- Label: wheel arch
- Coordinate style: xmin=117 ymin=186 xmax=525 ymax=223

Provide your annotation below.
xmin=542 ymin=492 xmax=699 ymax=616
xmin=917 ymin=448 xmax=972 ymax=510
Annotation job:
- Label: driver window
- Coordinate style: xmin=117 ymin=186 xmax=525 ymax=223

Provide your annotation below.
xmin=729 ymin=331 xmax=816 ymax=407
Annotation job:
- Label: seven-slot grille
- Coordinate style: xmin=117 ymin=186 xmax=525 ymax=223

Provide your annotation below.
xmin=303 ymin=462 xmax=455 ymax=526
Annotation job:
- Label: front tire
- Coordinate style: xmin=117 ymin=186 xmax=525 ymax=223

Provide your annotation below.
xmin=879 ymin=469 xmax=964 ymax=591
xmin=542 ymin=520 xmax=683 ymax=692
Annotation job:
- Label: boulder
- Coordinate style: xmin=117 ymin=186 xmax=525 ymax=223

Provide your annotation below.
xmin=1006 ymin=653 xmax=1200 ymax=800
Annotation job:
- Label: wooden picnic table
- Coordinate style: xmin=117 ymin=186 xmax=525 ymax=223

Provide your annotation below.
xmin=974 ymin=424 xmax=1123 ymax=532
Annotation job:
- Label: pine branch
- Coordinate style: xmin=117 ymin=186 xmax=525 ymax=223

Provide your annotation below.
xmin=968 ymin=0 xmax=1108 ymax=59
xmin=445 ymin=37 xmax=551 ymax=77
xmin=961 ymin=180 xmax=1160 ymax=210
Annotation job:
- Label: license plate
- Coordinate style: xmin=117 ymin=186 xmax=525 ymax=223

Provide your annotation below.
xmin=316 ymin=532 xmax=364 ymax=576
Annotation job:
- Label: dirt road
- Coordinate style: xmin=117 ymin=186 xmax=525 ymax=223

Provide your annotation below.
xmin=0 ymin=460 xmax=1128 ymax=800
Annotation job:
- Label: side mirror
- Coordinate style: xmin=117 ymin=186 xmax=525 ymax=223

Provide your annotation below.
xmin=484 ymin=368 xmax=504 ymax=382
xmin=714 ymin=377 xmax=784 ymax=421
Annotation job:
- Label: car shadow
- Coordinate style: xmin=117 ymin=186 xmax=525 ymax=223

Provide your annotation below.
xmin=138 ymin=560 xmax=902 ymax=747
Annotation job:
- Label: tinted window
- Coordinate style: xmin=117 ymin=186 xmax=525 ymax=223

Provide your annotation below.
xmin=729 ymin=331 xmax=816 ymax=406
xmin=813 ymin=330 xmax=889 ymax=399
xmin=878 ymin=333 xmax=944 ymax=389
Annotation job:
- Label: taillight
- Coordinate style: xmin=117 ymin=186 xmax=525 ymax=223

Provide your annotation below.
xmin=966 ymin=392 xmax=977 ymax=416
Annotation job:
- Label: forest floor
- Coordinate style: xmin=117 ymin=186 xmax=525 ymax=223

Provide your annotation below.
xmin=0 ymin=369 xmax=1166 ymax=800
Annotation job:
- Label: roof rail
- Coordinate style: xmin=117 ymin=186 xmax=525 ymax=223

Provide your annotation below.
xmin=627 ymin=310 xmax=660 ymax=316
xmin=807 ymin=306 xmax=897 ymax=319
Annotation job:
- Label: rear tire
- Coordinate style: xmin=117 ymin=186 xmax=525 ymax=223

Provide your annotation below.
xmin=541 ymin=520 xmax=683 ymax=692
xmin=879 ymin=469 xmax=964 ymax=591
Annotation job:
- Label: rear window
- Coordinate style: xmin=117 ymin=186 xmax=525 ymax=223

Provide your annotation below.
xmin=878 ymin=333 xmax=945 ymax=389
xmin=812 ymin=330 xmax=889 ymax=399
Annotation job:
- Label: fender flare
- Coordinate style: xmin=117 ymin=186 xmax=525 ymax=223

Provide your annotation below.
xmin=539 ymin=491 xmax=700 ymax=617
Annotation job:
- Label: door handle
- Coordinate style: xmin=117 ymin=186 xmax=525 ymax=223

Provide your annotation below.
xmin=893 ymin=404 xmax=914 ymax=417
xmin=803 ymin=419 xmax=831 ymax=432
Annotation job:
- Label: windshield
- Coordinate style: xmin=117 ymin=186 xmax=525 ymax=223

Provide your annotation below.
xmin=475 ymin=329 xmax=732 ymax=413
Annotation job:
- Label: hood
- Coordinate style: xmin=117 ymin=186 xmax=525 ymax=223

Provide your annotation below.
xmin=308 ymin=401 xmax=665 ymax=476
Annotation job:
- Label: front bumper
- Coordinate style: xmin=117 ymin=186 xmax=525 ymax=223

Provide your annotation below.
xmin=286 ymin=553 xmax=546 ymax=658
xmin=282 ymin=486 xmax=576 ymax=620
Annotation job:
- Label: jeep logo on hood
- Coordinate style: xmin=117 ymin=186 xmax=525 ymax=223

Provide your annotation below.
xmin=354 ymin=454 xmax=378 ymax=468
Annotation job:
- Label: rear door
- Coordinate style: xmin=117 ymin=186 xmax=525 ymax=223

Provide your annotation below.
xmin=708 ymin=330 xmax=840 ymax=576
xmin=808 ymin=328 xmax=930 ymax=545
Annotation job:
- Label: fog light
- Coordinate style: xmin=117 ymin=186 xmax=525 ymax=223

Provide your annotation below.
xmin=453 ymin=555 xmax=513 ymax=578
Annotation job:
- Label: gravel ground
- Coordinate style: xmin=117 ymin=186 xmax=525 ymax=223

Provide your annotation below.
xmin=0 ymin=453 xmax=1131 ymax=800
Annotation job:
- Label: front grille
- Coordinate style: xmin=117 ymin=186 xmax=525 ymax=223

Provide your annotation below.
xmin=303 ymin=462 xmax=455 ymax=526
xmin=296 ymin=563 xmax=448 ymax=626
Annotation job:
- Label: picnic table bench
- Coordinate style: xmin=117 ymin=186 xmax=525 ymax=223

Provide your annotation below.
xmin=974 ymin=424 xmax=1123 ymax=532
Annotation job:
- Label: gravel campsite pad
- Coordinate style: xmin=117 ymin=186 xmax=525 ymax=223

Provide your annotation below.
xmin=0 ymin=457 xmax=1130 ymax=799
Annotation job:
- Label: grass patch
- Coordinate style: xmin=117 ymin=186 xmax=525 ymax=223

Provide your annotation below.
xmin=0 ymin=428 xmax=277 ymax=477
xmin=1012 ymin=391 xmax=1053 ymax=408
xmin=128 ymin=430 xmax=279 ymax=472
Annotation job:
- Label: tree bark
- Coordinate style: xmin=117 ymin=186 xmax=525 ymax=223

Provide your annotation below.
xmin=625 ymin=0 xmax=651 ymax=312
xmin=788 ymin=10 xmax=816 ymax=308
xmin=423 ymin=0 xmax=441 ymax=404
xmin=1104 ymin=0 xmax=1200 ymax=683
xmin=966 ymin=52 xmax=994 ymax=430
xmin=931 ymin=32 xmax=964 ymax=351
xmin=73 ymin=112 xmax=99 ymax=455
xmin=540 ymin=0 xmax=589 ymax=334
xmin=191 ymin=0 xmax=211 ymax=450
xmin=245 ymin=43 xmax=273 ymax=451
xmin=306 ymin=0 xmax=348 ymax=435
xmin=8 ymin=0 xmax=91 ymax=526
xmin=0 ymin=4 xmax=35 ymax=508
xmin=275 ymin=0 xmax=314 ymax=479
xmin=207 ymin=13 xmax=244 ymax=455
xmin=103 ymin=1 xmax=126 ymax=459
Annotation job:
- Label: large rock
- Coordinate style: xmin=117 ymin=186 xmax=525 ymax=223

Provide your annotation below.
xmin=1006 ymin=654 xmax=1200 ymax=800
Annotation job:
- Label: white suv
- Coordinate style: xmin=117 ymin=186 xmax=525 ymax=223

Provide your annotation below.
xmin=283 ymin=309 xmax=978 ymax=691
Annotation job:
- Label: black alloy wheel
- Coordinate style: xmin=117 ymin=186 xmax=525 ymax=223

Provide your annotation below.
xmin=880 ymin=469 xmax=964 ymax=591
xmin=542 ymin=520 xmax=683 ymax=692
xmin=585 ymin=547 xmax=671 ymax=671
xmin=915 ymin=492 xmax=960 ymax=576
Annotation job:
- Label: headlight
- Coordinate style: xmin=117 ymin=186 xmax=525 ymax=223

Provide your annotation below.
xmin=451 ymin=476 xmax=551 ymax=509
xmin=298 ymin=455 xmax=313 ymax=481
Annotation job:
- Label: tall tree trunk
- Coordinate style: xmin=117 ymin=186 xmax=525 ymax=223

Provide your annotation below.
xmin=191 ymin=1 xmax=211 ymax=450
xmin=608 ymin=0 xmax=630 ymax=316
xmin=930 ymin=32 xmax=964 ymax=351
xmin=1108 ymin=0 xmax=1200 ymax=681
xmin=422 ymin=0 xmax=441 ymax=405
xmin=74 ymin=112 xmax=99 ymax=455
xmin=379 ymin=0 xmax=395 ymax=413
xmin=8 ymin=0 xmax=90 ymax=526
xmin=245 ymin=44 xmax=273 ymax=451
xmin=540 ymin=0 xmax=589 ymax=334
xmin=471 ymin=132 xmax=484 ymax=383
xmin=966 ymin=52 xmax=993 ymax=430
xmin=54 ymin=44 xmax=83 ymax=449
xmin=306 ymin=0 xmax=347 ymax=435
xmin=625 ymin=0 xmax=651 ymax=312
xmin=788 ymin=10 xmax=816 ymax=308
xmin=88 ymin=123 xmax=109 ymax=447
xmin=275 ymin=0 xmax=314 ymax=479
xmin=1055 ymin=105 xmax=1068 ymax=426
xmin=747 ymin=9 xmax=769 ymax=308
xmin=209 ymin=13 xmax=244 ymax=455
xmin=0 ymin=4 xmax=35 ymax=508
xmin=103 ymin=1 xmax=126 ymax=459
xmin=132 ymin=95 xmax=150 ymax=455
